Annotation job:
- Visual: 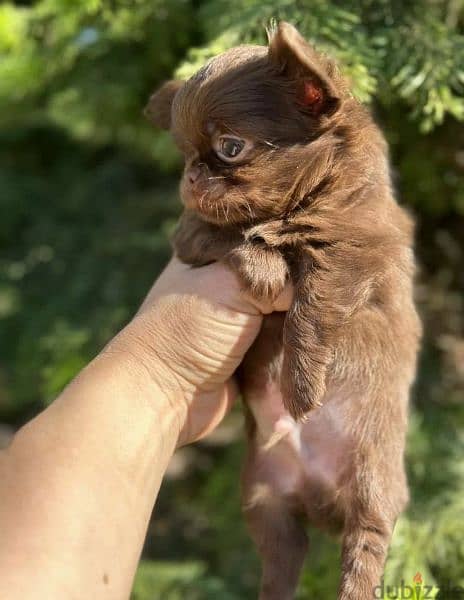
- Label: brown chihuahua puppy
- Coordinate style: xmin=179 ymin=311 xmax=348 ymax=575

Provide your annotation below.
xmin=146 ymin=22 xmax=421 ymax=600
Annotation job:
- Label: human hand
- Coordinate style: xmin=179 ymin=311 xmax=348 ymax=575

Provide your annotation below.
xmin=0 ymin=257 xmax=291 ymax=600
xmin=107 ymin=257 xmax=292 ymax=446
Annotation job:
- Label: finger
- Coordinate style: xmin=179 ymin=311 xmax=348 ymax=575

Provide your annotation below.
xmin=200 ymin=380 xmax=239 ymax=438
xmin=179 ymin=380 xmax=239 ymax=446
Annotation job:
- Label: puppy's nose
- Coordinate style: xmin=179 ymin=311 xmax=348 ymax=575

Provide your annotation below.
xmin=188 ymin=166 xmax=201 ymax=184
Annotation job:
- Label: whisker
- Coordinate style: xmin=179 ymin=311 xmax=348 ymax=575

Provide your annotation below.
xmin=199 ymin=189 xmax=209 ymax=212
xmin=235 ymin=186 xmax=254 ymax=220
xmin=263 ymin=140 xmax=279 ymax=149
xmin=220 ymin=200 xmax=228 ymax=224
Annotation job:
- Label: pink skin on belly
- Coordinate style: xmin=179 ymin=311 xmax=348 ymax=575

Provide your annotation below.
xmin=247 ymin=380 xmax=353 ymax=499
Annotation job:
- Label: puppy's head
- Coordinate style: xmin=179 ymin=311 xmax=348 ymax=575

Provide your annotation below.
xmin=145 ymin=22 xmax=347 ymax=225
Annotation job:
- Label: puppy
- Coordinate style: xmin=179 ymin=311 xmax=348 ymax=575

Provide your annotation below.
xmin=146 ymin=22 xmax=421 ymax=600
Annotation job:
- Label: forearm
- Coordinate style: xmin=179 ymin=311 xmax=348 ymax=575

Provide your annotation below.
xmin=0 ymin=339 xmax=179 ymax=600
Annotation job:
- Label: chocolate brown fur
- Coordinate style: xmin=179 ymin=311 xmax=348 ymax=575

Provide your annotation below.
xmin=146 ymin=22 xmax=421 ymax=600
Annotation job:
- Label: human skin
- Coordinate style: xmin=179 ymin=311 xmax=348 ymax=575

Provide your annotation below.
xmin=0 ymin=257 xmax=291 ymax=600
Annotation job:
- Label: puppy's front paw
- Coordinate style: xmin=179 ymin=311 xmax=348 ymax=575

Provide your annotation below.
xmin=282 ymin=369 xmax=326 ymax=421
xmin=281 ymin=341 xmax=331 ymax=420
xmin=226 ymin=244 xmax=288 ymax=304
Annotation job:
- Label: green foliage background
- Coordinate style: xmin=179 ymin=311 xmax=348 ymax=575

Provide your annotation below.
xmin=0 ymin=1 xmax=463 ymax=598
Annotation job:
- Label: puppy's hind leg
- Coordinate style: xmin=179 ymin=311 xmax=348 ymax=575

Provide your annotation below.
xmin=240 ymin=313 xmax=307 ymax=600
xmin=243 ymin=486 xmax=308 ymax=600
xmin=337 ymin=446 xmax=409 ymax=600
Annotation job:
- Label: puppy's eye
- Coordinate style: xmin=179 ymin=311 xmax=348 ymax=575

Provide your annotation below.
xmin=220 ymin=138 xmax=244 ymax=158
xmin=213 ymin=135 xmax=252 ymax=163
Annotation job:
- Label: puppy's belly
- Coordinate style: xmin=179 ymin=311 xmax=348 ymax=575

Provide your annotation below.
xmin=247 ymin=381 xmax=353 ymax=515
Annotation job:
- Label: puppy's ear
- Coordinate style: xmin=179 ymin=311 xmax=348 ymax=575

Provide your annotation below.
xmin=144 ymin=80 xmax=183 ymax=130
xmin=268 ymin=22 xmax=342 ymax=117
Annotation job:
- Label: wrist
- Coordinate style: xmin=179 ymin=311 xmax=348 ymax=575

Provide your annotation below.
xmin=101 ymin=320 xmax=189 ymax=445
